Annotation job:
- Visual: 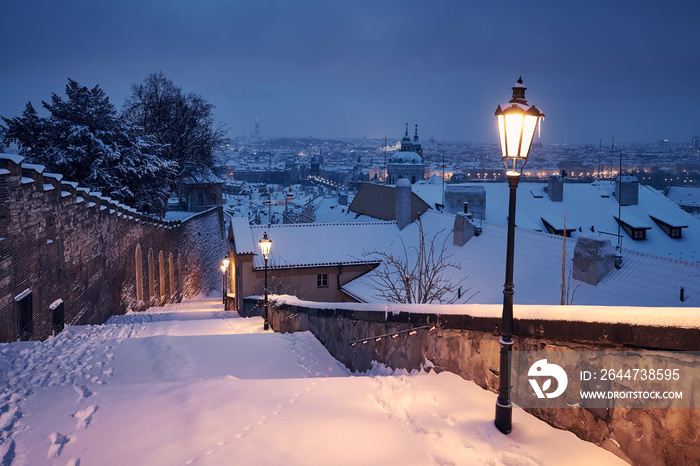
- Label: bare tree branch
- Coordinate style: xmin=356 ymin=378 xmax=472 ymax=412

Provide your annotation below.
xmin=361 ymin=218 xmax=470 ymax=304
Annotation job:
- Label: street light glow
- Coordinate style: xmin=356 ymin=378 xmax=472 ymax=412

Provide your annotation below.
xmin=495 ymin=77 xmax=545 ymax=177
xmin=259 ymin=232 xmax=272 ymax=260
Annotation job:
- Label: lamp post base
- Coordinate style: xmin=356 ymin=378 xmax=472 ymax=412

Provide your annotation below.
xmin=263 ymin=298 xmax=269 ymax=330
xmin=495 ymin=401 xmax=512 ymax=434
xmin=495 ymin=336 xmax=513 ymax=434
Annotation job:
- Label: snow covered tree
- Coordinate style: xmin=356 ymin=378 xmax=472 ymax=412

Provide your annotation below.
xmin=122 ymin=72 xmax=228 ymax=189
xmin=1 ymin=102 xmax=49 ymax=158
xmin=2 ymin=79 xmax=176 ymax=215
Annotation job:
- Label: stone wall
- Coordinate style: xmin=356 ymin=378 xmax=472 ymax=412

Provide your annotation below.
xmin=0 ymin=155 xmax=224 ymax=343
xmin=262 ymin=299 xmax=700 ymax=466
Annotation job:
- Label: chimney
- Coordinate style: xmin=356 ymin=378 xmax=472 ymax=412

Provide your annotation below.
xmin=548 ymin=175 xmax=563 ymax=202
xmin=572 ymin=236 xmax=616 ymax=285
xmin=614 ymin=175 xmax=639 ymax=206
xmin=395 ymin=178 xmax=412 ymax=230
xmin=453 ymin=212 xmax=476 ymax=246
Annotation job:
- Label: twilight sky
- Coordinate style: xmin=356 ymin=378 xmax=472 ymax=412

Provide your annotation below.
xmin=1 ymin=1 xmax=699 ymax=144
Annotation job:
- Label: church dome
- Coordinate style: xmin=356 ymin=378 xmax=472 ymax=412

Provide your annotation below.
xmin=389 ymin=151 xmax=422 ymax=164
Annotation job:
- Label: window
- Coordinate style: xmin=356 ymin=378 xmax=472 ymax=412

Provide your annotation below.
xmin=317 ymin=273 xmax=328 ymax=288
xmin=197 ymin=192 xmax=205 ymax=206
xmin=51 ymin=300 xmax=64 ymax=335
xmin=15 ymin=290 xmax=33 ymax=341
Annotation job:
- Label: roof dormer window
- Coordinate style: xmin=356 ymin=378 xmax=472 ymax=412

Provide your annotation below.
xmin=649 ymin=215 xmax=688 ymax=239
xmin=614 ymin=216 xmax=651 ymax=241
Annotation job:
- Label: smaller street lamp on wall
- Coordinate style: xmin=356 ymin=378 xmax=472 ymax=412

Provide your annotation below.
xmin=494 ymin=77 xmax=544 ymax=435
xmin=258 ymin=232 xmax=272 ymax=330
xmin=221 ymin=255 xmax=230 ymax=306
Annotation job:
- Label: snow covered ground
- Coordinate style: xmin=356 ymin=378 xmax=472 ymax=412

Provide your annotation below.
xmin=0 ymin=298 xmax=625 ymax=465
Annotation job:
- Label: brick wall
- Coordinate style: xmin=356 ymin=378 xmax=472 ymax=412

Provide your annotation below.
xmin=0 ymin=155 xmax=224 ymax=343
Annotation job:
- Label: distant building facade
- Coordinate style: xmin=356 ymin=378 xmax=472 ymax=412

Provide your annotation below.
xmin=387 ymin=124 xmax=426 ymax=185
xmin=180 ymin=172 xmax=225 ymax=212
xmin=225 ymin=219 xmax=397 ymax=312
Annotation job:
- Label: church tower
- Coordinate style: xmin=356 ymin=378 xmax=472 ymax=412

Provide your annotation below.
xmin=387 ymin=123 xmax=426 ymax=185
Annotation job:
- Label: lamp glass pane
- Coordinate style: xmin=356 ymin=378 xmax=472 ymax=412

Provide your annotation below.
xmin=504 ymin=114 xmax=525 ymax=157
xmin=259 ymin=240 xmax=271 ymax=257
xmin=519 ymin=115 xmax=539 ymax=159
xmin=497 ymin=115 xmax=507 ymax=157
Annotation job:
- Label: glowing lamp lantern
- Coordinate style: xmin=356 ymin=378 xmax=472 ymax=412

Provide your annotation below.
xmin=495 ymin=77 xmax=545 ymax=177
xmin=259 ymin=232 xmax=272 ymax=260
xmin=221 ymin=254 xmax=230 ymax=305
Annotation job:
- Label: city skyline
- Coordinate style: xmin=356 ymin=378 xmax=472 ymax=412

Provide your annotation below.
xmin=2 ymin=1 xmax=699 ymax=144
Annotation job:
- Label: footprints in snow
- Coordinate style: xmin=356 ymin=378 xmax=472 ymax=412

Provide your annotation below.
xmin=0 ymin=395 xmax=23 ymax=465
xmin=369 ymin=376 xmax=544 ymax=466
xmin=73 ymin=385 xmax=93 ymax=403
xmin=46 ymin=401 xmax=98 ymax=461
xmin=0 ymin=406 xmax=20 ymax=432
xmin=231 ymin=380 xmax=321 ymax=441
xmin=73 ymin=404 xmax=98 ymax=430
xmin=47 ymin=432 xmax=70 ymax=459
xmin=45 ymin=387 xmax=97 ymax=462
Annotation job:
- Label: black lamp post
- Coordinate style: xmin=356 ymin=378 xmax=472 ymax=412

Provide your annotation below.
xmin=265 ymin=194 xmax=272 ymax=225
xmin=494 ymin=77 xmax=544 ymax=434
xmin=221 ymin=255 xmax=230 ymax=306
xmin=258 ymin=232 xmax=272 ymax=330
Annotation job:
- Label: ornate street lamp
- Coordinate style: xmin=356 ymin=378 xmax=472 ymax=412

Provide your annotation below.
xmin=221 ymin=255 xmax=230 ymax=306
xmin=258 ymin=232 xmax=272 ymax=330
xmin=494 ymin=77 xmax=544 ymax=434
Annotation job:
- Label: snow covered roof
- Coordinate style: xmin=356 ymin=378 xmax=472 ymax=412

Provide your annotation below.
xmin=229 ymin=217 xmax=257 ymax=254
xmin=232 ymin=220 xmax=399 ymax=270
xmin=667 ymin=186 xmax=700 ymax=208
xmin=426 ymin=173 xmax=443 ymax=184
xmin=310 ymin=196 xmax=377 ymax=223
xmin=181 ymin=171 xmax=226 ymax=185
xmin=411 ymin=180 xmax=700 ymax=261
xmin=343 ymin=209 xmax=700 ymax=308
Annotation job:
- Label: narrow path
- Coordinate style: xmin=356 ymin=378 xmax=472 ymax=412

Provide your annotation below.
xmin=0 ymin=298 xmax=625 ymax=466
